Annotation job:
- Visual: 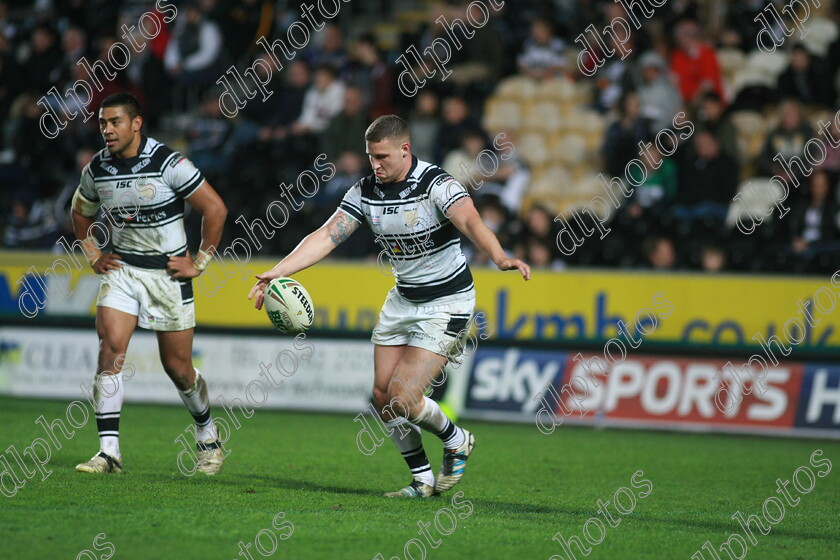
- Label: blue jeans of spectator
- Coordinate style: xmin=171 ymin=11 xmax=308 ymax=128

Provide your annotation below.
xmin=671 ymin=203 xmax=729 ymax=222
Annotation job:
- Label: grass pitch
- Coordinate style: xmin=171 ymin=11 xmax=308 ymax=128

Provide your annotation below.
xmin=0 ymin=396 xmax=837 ymax=560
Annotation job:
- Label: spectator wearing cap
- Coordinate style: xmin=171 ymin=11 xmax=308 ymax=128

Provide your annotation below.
xmin=637 ymin=51 xmax=682 ymax=132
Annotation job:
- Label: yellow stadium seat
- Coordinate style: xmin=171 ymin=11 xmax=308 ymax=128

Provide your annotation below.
xmin=566 ymin=110 xmax=606 ymax=136
xmin=523 ymin=101 xmax=564 ymax=133
xmin=495 ymin=75 xmax=538 ymax=101
xmin=730 ymin=111 xmax=766 ymax=137
xmin=483 ymin=99 xmax=523 ymax=133
xmin=551 ymin=134 xmax=588 ymax=166
xmin=529 ymin=166 xmax=572 ymax=196
xmin=518 ymin=132 xmax=551 ymax=167
xmin=535 ymin=77 xmax=577 ymax=101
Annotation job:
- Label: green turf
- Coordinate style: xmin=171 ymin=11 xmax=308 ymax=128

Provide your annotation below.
xmin=0 ymin=396 xmax=838 ymax=560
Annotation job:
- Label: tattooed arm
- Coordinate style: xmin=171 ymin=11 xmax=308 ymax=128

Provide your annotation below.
xmin=249 ymin=210 xmax=360 ymax=308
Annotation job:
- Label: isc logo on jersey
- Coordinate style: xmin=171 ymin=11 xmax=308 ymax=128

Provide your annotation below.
xmin=466 ymin=348 xmax=567 ymax=413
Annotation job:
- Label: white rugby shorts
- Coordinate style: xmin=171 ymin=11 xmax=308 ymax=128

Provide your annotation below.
xmin=371 ymin=287 xmax=476 ymax=362
xmin=96 ymin=264 xmax=195 ymax=331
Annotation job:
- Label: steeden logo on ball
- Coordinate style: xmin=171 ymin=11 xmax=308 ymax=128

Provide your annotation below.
xmin=265 ymin=278 xmax=314 ymax=334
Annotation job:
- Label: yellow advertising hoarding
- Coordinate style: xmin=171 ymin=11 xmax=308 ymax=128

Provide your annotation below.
xmin=1 ymin=251 xmax=837 ymax=351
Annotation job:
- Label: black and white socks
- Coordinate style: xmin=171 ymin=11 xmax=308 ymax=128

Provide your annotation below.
xmin=384 ymin=417 xmax=434 ymax=487
xmin=94 ymin=372 xmax=124 ymax=460
xmin=177 ymin=371 xmax=218 ymax=442
xmin=411 ymin=396 xmax=466 ymax=451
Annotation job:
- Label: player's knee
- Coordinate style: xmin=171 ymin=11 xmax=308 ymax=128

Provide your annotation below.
xmin=98 ymin=338 xmax=126 ymax=359
xmin=385 ymin=387 xmax=414 ymax=417
xmin=372 ymin=386 xmax=389 ymax=409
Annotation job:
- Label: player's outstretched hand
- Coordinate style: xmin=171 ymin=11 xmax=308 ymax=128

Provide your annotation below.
xmin=497 ymin=257 xmax=531 ymax=280
xmin=248 ymin=268 xmax=283 ymax=310
xmin=167 ymin=252 xmax=201 ymax=280
xmin=93 ymin=253 xmax=123 ymax=275
xmin=249 ymin=279 xmax=268 ymax=310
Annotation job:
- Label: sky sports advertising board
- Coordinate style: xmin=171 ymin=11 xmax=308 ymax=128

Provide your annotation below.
xmin=462 ymin=347 xmax=840 ymax=439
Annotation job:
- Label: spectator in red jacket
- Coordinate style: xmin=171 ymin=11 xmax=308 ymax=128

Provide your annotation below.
xmin=669 ymin=20 xmax=724 ymax=106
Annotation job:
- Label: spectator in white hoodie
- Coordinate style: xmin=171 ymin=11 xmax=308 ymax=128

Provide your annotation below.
xmin=291 ymin=64 xmax=346 ymax=135
xmin=637 ymin=51 xmax=682 ymax=132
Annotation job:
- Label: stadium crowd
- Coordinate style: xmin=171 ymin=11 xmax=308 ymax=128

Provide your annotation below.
xmin=2 ymin=0 xmax=840 ymax=274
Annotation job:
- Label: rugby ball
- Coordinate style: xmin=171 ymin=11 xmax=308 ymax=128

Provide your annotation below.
xmin=264 ymin=277 xmax=314 ymax=334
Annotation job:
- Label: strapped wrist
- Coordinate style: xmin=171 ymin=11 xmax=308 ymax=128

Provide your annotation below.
xmin=193 ymin=249 xmax=212 ymax=272
xmin=82 ymin=236 xmax=102 ymax=267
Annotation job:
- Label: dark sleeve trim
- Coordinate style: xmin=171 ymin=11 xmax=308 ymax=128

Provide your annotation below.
xmin=441 ymin=190 xmax=469 ymax=213
xmin=338 ymin=201 xmax=364 ymax=223
xmin=177 ymin=172 xmax=204 ymax=198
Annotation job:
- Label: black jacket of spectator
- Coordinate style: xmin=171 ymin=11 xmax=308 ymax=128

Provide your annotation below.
xmin=776 ymin=57 xmax=834 ymax=107
xmin=602 ymin=116 xmax=653 ymax=178
xmin=787 ymin=197 xmax=840 ymax=244
xmin=320 ymin=111 xmax=369 ymax=163
xmin=678 ymin=150 xmax=739 ymax=205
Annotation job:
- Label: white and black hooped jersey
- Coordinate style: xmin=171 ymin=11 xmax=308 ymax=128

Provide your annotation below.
xmin=78 ymin=136 xmax=204 ymax=269
xmin=339 ymin=156 xmax=474 ymax=303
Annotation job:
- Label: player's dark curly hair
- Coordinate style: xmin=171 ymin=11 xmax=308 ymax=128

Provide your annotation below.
xmin=365 ymin=115 xmax=409 ymax=143
xmin=101 ymin=92 xmax=142 ymax=120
